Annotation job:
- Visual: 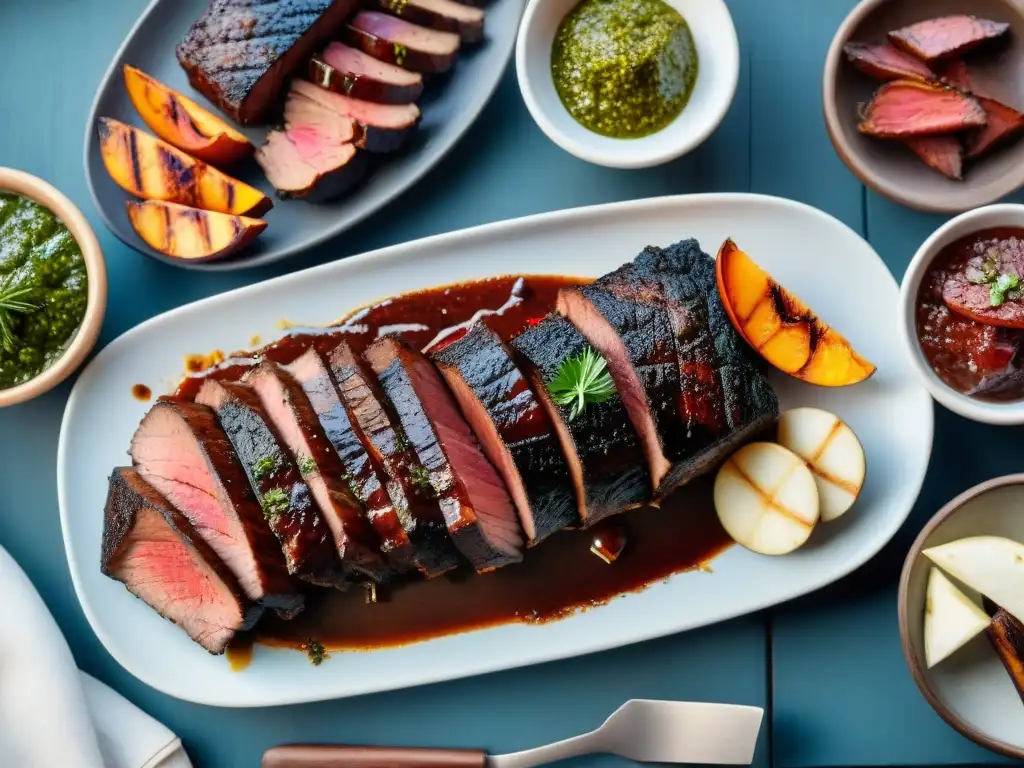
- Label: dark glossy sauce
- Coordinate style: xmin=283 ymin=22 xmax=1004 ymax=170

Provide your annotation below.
xmin=131 ymin=384 xmax=151 ymax=401
xmin=916 ymin=228 xmax=1024 ymax=400
xmin=166 ymin=275 xmax=732 ymax=660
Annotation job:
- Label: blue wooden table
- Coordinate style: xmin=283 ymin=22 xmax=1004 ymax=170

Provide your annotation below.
xmin=1 ymin=1 xmax=1020 ymax=766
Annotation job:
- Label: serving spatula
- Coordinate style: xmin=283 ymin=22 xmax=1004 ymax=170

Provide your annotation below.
xmin=262 ymin=700 xmax=764 ymax=768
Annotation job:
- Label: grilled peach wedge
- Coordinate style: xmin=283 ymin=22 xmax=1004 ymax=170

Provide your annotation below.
xmin=715 ymin=239 xmax=876 ymax=387
xmin=124 ymin=65 xmax=254 ymax=166
xmin=127 ymin=200 xmax=266 ymax=262
xmin=98 ymin=118 xmax=272 ymax=217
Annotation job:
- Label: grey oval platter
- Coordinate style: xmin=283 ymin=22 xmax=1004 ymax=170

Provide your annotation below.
xmin=83 ymin=0 xmax=525 ymax=271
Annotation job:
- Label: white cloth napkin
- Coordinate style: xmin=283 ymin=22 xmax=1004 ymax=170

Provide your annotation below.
xmin=0 ymin=544 xmax=193 ymax=768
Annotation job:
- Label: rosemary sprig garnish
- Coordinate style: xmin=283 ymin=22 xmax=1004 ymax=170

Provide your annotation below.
xmin=0 ymin=278 xmax=39 ymax=354
xmin=546 ymin=346 xmax=617 ymax=421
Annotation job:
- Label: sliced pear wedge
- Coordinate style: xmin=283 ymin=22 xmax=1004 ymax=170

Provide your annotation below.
xmin=714 ymin=442 xmax=820 ymax=555
xmin=924 ymin=567 xmax=990 ymax=668
xmin=923 ymin=536 xmax=1024 ymax=625
xmin=777 ymin=408 xmax=866 ymax=522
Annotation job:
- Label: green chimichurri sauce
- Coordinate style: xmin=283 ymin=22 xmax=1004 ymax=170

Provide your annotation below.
xmin=551 ymin=0 xmax=698 ymax=139
xmin=0 ymin=192 xmax=88 ymax=389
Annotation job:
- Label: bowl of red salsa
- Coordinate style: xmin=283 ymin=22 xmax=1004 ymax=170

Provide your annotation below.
xmin=902 ymin=204 xmax=1024 ymax=424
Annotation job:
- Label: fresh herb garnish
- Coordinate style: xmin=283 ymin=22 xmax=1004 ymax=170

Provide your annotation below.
xmin=546 ymin=346 xmax=617 ymax=421
xmin=991 ymin=273 xmax=1022 ymax=307
xmin=0 ymin=276 xmax=39 ymax=354
xmin=298 ymin=456 xmax=316 ymax=477
xmin=409 ymin=465 xmax=432 ymax=491
xmin=393 ymin=43 xmax=408 ymax=65
xmin=260 ymin=487 xmax=289 ymax=520
xmin=301 ymin=638 xmax=328 ymax=666
xmin=253 ymin=456 xmax=277 ymax=481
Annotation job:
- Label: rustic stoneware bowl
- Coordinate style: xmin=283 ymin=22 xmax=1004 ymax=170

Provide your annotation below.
xmin=823 ymin=0 xmax=1024 ymax=213
xmin=0 ymin=168 xmax=107 ymax=407
xmin=899 ymin=475 xmax=1024 ymax=758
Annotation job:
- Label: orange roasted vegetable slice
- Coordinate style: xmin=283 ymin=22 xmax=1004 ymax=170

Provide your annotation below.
xmin=124 ymin=65 xmax=254 ymax=166
xmin=715 ymin=239 xmax=876 ymax=387
xmin=98 ymin=118 xmax=272 ymax=217
xmin=127 ymin=200 xmax=266 ymax=262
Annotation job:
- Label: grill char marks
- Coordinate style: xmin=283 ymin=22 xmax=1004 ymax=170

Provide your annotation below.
xmin=195 ymin=379 xmax=347 ymax=589
xmin=244 ymin=362 xmax=389 ymax=584
xmin=628 ymin=239 xmax=780 ymax=491
xmin=285 ymin=348 xmax=416 ymax=575
xmin=129 ymin=399 xmax=303 ymax=617
xmin=365 ymin=337 xmax=524 ymax=571
xmin=102 ymin=467 xmax=262 ymax=654
xmin=176 ymin=0 xmax=360 ymax=125
xmin=432 ymin=324 xmax=580 ymax=545
xmin=328 ymin=340 xmax=460 ymax=578
xmin=556 ymin=283 xmax=681 ymax=492
xmin=511 ymin=315 xmax=651 ymax=524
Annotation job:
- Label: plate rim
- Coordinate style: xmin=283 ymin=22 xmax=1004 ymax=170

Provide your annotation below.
xmin=58 ymin=192 xmax=935 ymax=705
xmin=82 ymin=0 xmax=525 ymax=272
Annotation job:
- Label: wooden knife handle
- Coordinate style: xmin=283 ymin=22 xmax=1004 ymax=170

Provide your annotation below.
xmin=262 ymin=746 xmax=488 ymax=768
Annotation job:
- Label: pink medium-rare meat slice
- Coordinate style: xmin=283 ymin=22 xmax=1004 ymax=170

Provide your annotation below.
xmin=905 ymin=135 xmax=964 ymax=180
xmin=289 ymin=80 xmax=419 ymax=152
xmin=196 ymin=378 xmax=348 ymax=589
xmin=256 ymin=128 xmax=366 ymax=201
xmin=346 ymin=11 xmax=460 ymax=73
xmin=284 ymin=92 xmax=410 ymax=155
xmin=858 ymin=80 xmax=986 ymax=138
xmin=102 ymin=467 xmax=262 ymax=654
xmin=285 ymin=348 xmax=416 ymax=574
xmin=129 ymin=399 xmax=303 ymax=617
xmin=431 ymin=324 xmax=580 ymax=546
xmin=365 ymin=336 xmax=524 ymax=572
xmin=369 ymin=0 xmax=484 ymax=44
xmin=176 ymin=0 xmax=360 ymax=125
xmin=842 ymin=42 xmax=935 ymax=83
xmin=931 ymin=61 xmax=1024 ymax=160
xmin=244 ymin=362 xmax=389 ymax=583
xmin=312 ymin=43 xmax=424 ymax=104
xmin=328 ymin=339 xmax=461 ymax=578
xmin=888 ymin=15 xmax=1011 ymax=64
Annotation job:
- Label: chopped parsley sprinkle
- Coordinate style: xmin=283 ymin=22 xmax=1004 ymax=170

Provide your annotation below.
xmin=409 ymin=465 xmax=432 ymax=491
xmin=261 ymin=487 xmax=289 ymax=520
xmin=991 ymin=273 xmax=1022 ymax=307
xmin=298 ymin=456 xmax=316 ymax=477
xmin=253 ymin=456 xmax=277 ymax=481
xmin=301 ymin=638 xmax=328 ymax=666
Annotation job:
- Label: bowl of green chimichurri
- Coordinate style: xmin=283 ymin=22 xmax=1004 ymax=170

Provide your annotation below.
xmin=0 ymin=168 xmax=107 ymax=407
xmin=516 ymin=0 xmax=739 ymax=168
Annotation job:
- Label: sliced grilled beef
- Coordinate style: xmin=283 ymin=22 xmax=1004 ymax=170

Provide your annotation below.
xmin=369 ymin=0 xmax=484 ymax=44
xmin=285 ymin=348 xmax=417 ymax=574
xmin=556 ymin=285 xmax=681 ymax=492
xmin=257 ymin=127 xmax=367 ymax=200
xmin=432 ymin=324 xmax=579 ymax=546
xmin=842 ymin=42 xmax=935 ymax=83
xmin=627 ymin=239 xmax=779 ymax=491
xmin=244 ymin=362 xmax=389 ymax=583
xmin=311 ymin=43 xmax=424 ymax=104
xmin=858 ymin=80 xmax=987 ymax=138
xmin=888 ymin=15 xmax=1010 ymax=64
xmin=346 ymin=11 xmax=461 ymax=73
xmin=129 ymin=399 xmax=303 ymax=617
xmin=289 ymin=80 xmax=420 ymax=152
xmin=327 ymin=340 xmax=460 ymax=577
xmin=365 ymin=336 xmax=523 ymax=571
xmin=102 ymin=467 xmax=262 ymax=654
xmin=176 ymin=0 xmax=359 ymax=125
xmin=511 ymin=315 xmax=650 ymax=524
xmin=195 ymin=379 xmax=347 ymax=589
xmin=906 ymin=135 xmax=964 ymax=180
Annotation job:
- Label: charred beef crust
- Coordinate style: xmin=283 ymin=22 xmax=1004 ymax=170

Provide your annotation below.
xmin=511 ymin=315 xmax=651 ymax=522
xmin=632 ymin=240 xmax=779 ymax=490
xmin=196 ymin=380 xmax=347 ymax=589
xmin=286 ymin=348 xmax=417 ymax=575
xmin=128 ymin=399 xmax=303 ymax=617
xmin=102 ymin=467 xmax=262 ymax=651
xmin=431 ymin=324 xmax=580 ymax=545
xmin=176 ymin=0 xmax=359 ymax=125
xmin=328 ymin=340 xmax=460 ymax=577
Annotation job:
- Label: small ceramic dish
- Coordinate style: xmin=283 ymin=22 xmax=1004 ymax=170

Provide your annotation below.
xmin=899 ymin=203 xmax=1024 ymax=425
xmin=823 ymin=0 xmax=1024 ymax=213
xmin=515 ymin=0 xmax=739 ymax=169
xmin=0 ymin=168 xmax=107 ymax=408
xmin=899 ymin=474 xmax=1024 ymax=759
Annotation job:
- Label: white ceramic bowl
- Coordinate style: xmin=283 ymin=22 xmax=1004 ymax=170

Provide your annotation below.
xmin=515 ymin=0 xmax=739 ymax=169
xmin=899 ymin=204 xmax=1024 ymax=425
